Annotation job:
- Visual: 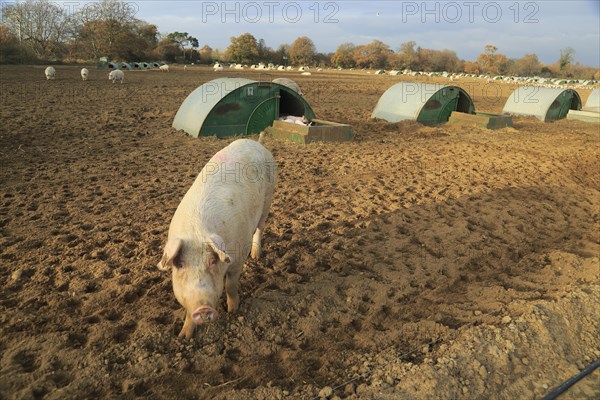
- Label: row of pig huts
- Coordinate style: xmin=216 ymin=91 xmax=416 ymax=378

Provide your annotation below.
xmin=100 ymin=61 xmax=167 ymax=70
xmin=171 ymin=78 xmax=599 ymax=142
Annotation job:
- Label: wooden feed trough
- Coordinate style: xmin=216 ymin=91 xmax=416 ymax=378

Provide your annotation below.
xmin=266 ymin=119 xmax=353 ymax=144
xmin=449 ymin=111 xmax=513 ymax=130
xmin=566 ymin=109 xmax=600 ymax=123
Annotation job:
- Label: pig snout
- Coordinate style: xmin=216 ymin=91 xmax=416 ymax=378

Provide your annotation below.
xmin=192 ymin=306 xmax=218 ymax=323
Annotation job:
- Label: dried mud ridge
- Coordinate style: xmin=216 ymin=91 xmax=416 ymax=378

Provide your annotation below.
xmin=1 ymin=66 xmax=599 ymax=399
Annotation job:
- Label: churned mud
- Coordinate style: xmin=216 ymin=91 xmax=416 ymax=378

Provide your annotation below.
xmin=1 ymin=65 xmax=599 ymax=399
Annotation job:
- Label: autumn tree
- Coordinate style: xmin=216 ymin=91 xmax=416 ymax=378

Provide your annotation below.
xmin=138 ymin=23 xmax=159 ymax=50
xmin=76 ymin=1 xmax=156 ymax=61
xmin=463 ymin=60 xmax=480 ymax=74
xmin=152 ymin=37 xmax=179 ymax=62
xmin=476 ymin=44 xmax=509 ymax=75
xmin=353 ymin=40 xmax=391 ymax=69
xmin=115 ymin=22 xmax=158 ymax=60
xmin=0 ymin=24 xmax=21 ymax=63
xmin=416 ymin=48 xmax=433 ymax=71
xmin=226 ymin=33 xmax=259 ymax=64
xmin=429 ymin=49 xmax=462 ymax=72
xmin=397 ymin=41 xmax=419 ymax=70
xmin=289 ymin=36 xmax=316 ymax=66
xmin=510 ymin=53 xmax=541 ymax=76
xmin=198 ymin=45 xmax=213 ymax=64
xmin=331 ymin=42 xmax=356 ymax=68
xmin=73 ymin=0 xmax=137 ymax=58
xmin=77 ymin=19 xmax=157 ymax=60
xmin=212 ymin=48 xmax=226 ymax=62
xmin=77 ymin=20 xmax=115 ymax=59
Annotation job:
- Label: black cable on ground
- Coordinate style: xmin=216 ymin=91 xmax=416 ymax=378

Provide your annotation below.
xmin=542 ymin=358 xmax=600 ymax=400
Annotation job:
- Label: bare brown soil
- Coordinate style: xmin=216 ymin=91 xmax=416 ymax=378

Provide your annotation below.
xmin=1 ymin=65 xmax=599 ymax=400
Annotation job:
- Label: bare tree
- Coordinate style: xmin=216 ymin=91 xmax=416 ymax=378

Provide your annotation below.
xmin=397 ymin=41 xmax=418 ymax=70
xmin=3 ymin=0 xmax=71 ymax=59
xmin=558 ymin=47 xmax=575 ymax=71
xmin=72 ymin=0 xmax=140 ymax=60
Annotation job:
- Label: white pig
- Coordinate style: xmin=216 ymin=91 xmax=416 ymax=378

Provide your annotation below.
xmin=45 ymin=66 xmax=56 ymax=80
xmin=108 ymin=69 xmax=124 ymax=84
xmin=157 ymin=137 xmax=277 ymax=339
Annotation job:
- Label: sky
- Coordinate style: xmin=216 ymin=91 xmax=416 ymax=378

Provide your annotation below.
xmin=105 ymin=1 xmax=600 ymax=66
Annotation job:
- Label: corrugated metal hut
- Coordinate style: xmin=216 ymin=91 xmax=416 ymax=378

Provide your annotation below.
xmin=502 ymin=87 xmax=582 ymax=121
xmin=172 ymin=77 xmax=316 ymax=138
xmin=583 ymin=88 xmax=600 ymax=112
xmin=371 ymin=82 xmax=475 ymax=125
xmin=272 ymin=78 xmax=303 ymax=96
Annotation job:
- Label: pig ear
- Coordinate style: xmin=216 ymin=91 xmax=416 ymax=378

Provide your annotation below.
xmin=205 ymin=234 xmax=231 ymax=269
xmin=157 ymin=238 xmax=183 ymax=271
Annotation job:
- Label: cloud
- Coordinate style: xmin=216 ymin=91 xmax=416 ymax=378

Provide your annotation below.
xmin=136 ymin=1 xmax=599 ymax=66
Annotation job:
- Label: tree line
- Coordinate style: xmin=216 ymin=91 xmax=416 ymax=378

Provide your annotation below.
xmin=1 ymin=0 xmax=598 ymax=80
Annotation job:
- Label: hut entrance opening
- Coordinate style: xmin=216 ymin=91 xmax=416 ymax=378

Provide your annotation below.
xmin=420 ymin=87 xmax=475 ymax=125
xmin=279 ymin=89 xmax=307 ymax=117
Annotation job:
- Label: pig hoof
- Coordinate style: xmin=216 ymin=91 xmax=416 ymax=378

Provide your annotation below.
xmin=178 ymin=325 xmax=194 ymax=339
xmin=179 ymin=315 xmax=196 ymax=339
xmin=178 ymin=330 xmax=192 ymax=339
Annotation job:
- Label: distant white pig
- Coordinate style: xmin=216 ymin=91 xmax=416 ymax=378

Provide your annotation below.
xmin=279 ymin=115 xmax=309 ymax=125
xmin=108 ymin=69 xmax=124 ymax=84
xmin=45 ymin=66 xmax=56 ymax=80
xmin=157 ymin=137 xmax=277 ymax=339
xmin=81 ymin=68 xmax=89 ymax=81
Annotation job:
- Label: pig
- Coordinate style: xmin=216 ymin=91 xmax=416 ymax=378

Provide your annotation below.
xmin=108 ymin=69 xmax=124 ymax=84
xmin=279 ymin=115 xmax=309 ymax=125
xmin=157 ymin=136 xmax=277 ymax=339
xmin=44 ymin=66 xmax=56 ymax=80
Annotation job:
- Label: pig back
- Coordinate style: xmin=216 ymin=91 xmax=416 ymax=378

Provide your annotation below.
xmin=169 ymin=139 xmax=276 ymax=263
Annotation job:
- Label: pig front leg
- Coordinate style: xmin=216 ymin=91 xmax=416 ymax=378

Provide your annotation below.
xmin=179 ymin=314 xmax=196 ymax=339
xmin=225 ymin=265 xmax=242 ymax=312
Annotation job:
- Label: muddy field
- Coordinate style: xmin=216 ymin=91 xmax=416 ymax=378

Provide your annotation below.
xmin=1 ymin=65 xmax=599 ymax=399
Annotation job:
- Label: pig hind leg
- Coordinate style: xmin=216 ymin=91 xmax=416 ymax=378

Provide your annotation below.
xmin=225 ymin=264 xmax=242 ymax=312
xmin=251 ymin=189 xmax=274 ymax=259
xmin=250 ymin=226 xmax=264 ymax=259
